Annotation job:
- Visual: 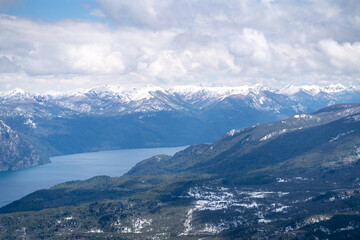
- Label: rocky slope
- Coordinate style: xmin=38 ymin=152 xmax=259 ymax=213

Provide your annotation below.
xmin=0 ymin=120 xmax=45 ymax=171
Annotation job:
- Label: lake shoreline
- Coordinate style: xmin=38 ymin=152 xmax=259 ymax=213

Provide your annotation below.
xmin=0 ymin=145 xmax=187 ymax=208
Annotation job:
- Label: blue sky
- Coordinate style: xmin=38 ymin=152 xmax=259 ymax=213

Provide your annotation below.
xmin=3 ymin=0 xmax=92 ymax=20
xmin=0 ymin=0 xmax=359 ymax=92
xmin=2 ymin=0 xmax=110 ymax=22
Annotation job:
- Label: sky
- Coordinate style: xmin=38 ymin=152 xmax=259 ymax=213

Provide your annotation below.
xmin=0 ymin=0 xmax=359 ymax=92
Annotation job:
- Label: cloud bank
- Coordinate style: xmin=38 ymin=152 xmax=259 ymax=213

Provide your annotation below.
xmin=0 ymin=0 xmax=359 ymax=92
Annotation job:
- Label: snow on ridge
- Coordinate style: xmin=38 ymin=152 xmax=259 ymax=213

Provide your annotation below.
xmin=121 ymin=85 xmax=165 ymax=102
xmin=260 ymin=129 xmax=288 ymax=141
xmin=43 ymin=88 xmax=89 ymax=99
xmin=169 ymin=84 xmax=269 ymax=99
xmin=323 ymin=83 xmax=348 ymax=93
xmin=1 ymin=83 xmax=357 ymax=101
xmin=329 ymin=130 xmax=355 ymax=142
xmin=279 ymin=84 xmax=323 ymax=96
xmin=0 ymin=84 xmax=358 ymax=116
xmin=0 ymin=88 xmax=33 ymax=101
xmin=279 ymin=83 xmax=355 ymax=96
xmin=278 ymin=85 xmax=300 ymax=95
xmin=44 ymin=85 xmax=166 ymax=102
xmin=90 ymin=84 xmax=124 ymax=94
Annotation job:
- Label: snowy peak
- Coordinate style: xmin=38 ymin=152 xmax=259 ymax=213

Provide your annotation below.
xmin=168 ymin=84 xmax=269 ymax=101
xmin=120 ymin=85 xmax=165 ymax=102
xmin=70 ymin=85 xmax=166 ymax=102
xmin=278 ymin=83 xmax=356 ymax=96
xmin=4 ymin=88 xmax=26 ymax=96
xmin=0 ymin=88 xmax=30 ymax=101
xmin=1 ymin=83 xmax=357 ymax=100
xmin=90 ymin=85 xmax=124 ymax=94
xmin=323 ymin=83 xmax=347 ymax=93
xmin=279 ymin=85 xmax=323 ymax=96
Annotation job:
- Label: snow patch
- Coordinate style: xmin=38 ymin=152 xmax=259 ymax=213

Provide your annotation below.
xmin=260 ymin=129 xmax=288 ymax=141
xmin=132 ymin=218 xmax=152 ymax=233
xmin=226 ymin=129 xmax=242 ymax=137
xmin=24 ymin=118 xmax=36 ymax=128
xmin=329 ymin=130 xmax=355 ymax=142
xmin=114 ymin=217 xmax=152 ymax=234
xmin=339 ymin=226 xmax=355 ymax=231
xmin=340 ymin=147 xmax=360 ymax=164
xmin=87 ymin=229 xmax=103 ymax=233
xmin=277 ymin=178 xmax=288 ymax=183
xmin=258 ymin=218 xmax=272 ymax=223
xmin=273 ymin=206 xmax=289 ymax=212
xmin=293 ymin=113 xmax=312 ymax=119
xmin=234 ymin=202 xmax=259 ymax=208
xmin=304 ymin=215 xmax=332 ymax=225
xmin=294 ymin=177 xmax=309 ymax=181
xmin=200 ymin=224 xmax=220 ymax=234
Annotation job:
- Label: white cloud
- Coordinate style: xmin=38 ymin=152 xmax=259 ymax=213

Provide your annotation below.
xmin=89 ymin=8 xmax=106 ymax=18
xmin=0 ymin=0 xmax=359 ymax=92
xmin=318 ymin=40 xmax=360 ymax=73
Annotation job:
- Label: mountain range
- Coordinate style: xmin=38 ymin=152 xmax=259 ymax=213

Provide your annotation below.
xmin=1 ymin=83 xmax=360 ymax=171
xmin=1 ymin=104 xmax=360 ymax=239
xmin=1 ymin=83 xmax=358 ymax=118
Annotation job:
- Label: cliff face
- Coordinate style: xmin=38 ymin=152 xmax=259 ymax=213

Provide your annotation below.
xmin=0 ymin=120 xmax=42 ymax=171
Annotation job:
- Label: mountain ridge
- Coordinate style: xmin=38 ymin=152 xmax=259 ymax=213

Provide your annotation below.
xmin=0 ymin=83 xmax=359 ymax=115
xmin=126 ymin=103 xmax=360 ymax=177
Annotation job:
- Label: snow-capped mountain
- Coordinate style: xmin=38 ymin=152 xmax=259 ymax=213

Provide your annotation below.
xmin=0 ymin=84 xmax=359 ymax=168
xmin=277 ymin=83 xmax=357 ymax=95
xmin=0 ymin=84 xmax=359 ymax=119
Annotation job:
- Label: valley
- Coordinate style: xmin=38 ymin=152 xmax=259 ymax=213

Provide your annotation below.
xmin=1 ymin=103 xmax=360 ymax=239
xmin=1 ymin=1 xmax=358 ymax=239
xmin=1 ymin=84 xmax=360 ymax=171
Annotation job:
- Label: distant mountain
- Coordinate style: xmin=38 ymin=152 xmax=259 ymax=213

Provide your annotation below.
xmin=1 ymin=83 xmax=360 ymax=169
xmin=0 ymin=120 xmax=46 ymax=171
xmin=2 ymin=104 xmax=360 ymax=239
xmin=1 ymin=83 xmax=359 ymax=118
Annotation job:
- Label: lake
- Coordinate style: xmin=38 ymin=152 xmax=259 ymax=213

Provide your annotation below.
xmin=0 ymin=146 xmax=186 ymax=207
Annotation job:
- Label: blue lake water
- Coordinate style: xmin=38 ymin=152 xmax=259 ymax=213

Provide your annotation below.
xmin=0 ymin=146 xmax=186 ymax=207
